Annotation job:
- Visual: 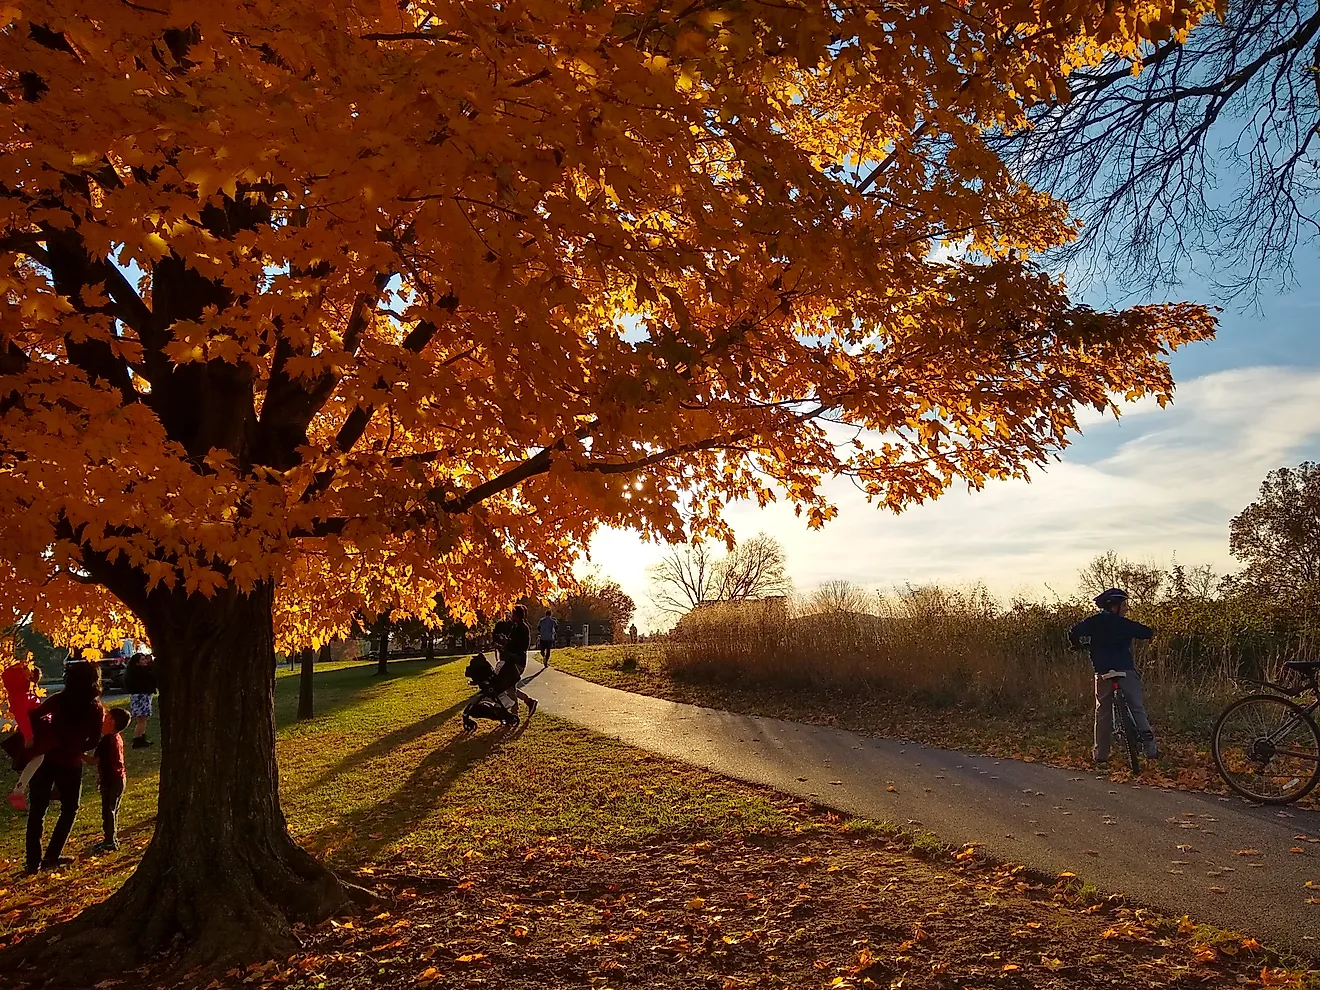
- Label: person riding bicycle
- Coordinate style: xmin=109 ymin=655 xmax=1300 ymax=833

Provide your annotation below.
xmin=1068 ymin=588 xmax=1158 ymax=762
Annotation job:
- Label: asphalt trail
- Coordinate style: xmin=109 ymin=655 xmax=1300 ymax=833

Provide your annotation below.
xmin=525 ymin=666 xmax=1320 ymax=954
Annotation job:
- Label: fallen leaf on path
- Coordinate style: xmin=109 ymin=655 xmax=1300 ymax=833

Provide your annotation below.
xmin=887 ymin=785 xmax=898 ymax=793
xmin=686 ymin=897 xmax=706 ymax=911
xmin=1290 ymin=848 xmax=1305 ymax=854
xmin=1261 ymin=967 xmax=1305 ymax=987
xmin=456 ymin=953 xmax=487 ymax=964
xmin=1234 ymin=849 xmax=1261 ymax=857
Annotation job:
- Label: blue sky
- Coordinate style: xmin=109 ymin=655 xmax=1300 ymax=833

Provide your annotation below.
xmin=590 ymin=256 xmax=1320 ymax=627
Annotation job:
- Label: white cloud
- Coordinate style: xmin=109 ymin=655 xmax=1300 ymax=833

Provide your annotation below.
xmin=587 ymin=366 xmax=1320 ymax=627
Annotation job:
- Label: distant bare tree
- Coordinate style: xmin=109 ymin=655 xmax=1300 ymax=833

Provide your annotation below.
xmin=809 ymin=580 xmax=873 ymax=615
xmin=715 ymin=533 xmax=791 ymax=602
xmin=1168 ymin=561 xmax=1220 ymax=600
xmin=997 ymin=0 xmax=1320 ymax=296
xmin=1078 ymin=551 xmax=1167 ymax=606
xmin=649 ymin=533 xmax=791 ymax=615
xmin=1230 ymin=462 xmax=1320 ymax=591
xmin=648 ymin=542 xmax=724 ymax=616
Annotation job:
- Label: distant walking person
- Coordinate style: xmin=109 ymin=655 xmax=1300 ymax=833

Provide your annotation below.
xmin=1068 ymin=588 xmax=1158 ymax=763
xmin=537 ymin=610 xmax=558 ymax=666
xmin=24 ymin=661 xmax=104 ymax=874
xmin=123 ymin=650 xmax=157 ymax=749
xmin=628 ymin=623 xmax=638 ymax=645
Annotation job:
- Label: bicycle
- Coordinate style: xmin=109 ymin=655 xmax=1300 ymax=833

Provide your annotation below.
xmin=1211 ymin=660 xmax=1320 ymax=805
xmin=1098 ymin=669 xmax=1144 ymax=773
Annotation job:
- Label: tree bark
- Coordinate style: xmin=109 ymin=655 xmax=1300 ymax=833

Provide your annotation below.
xmin=7 ymin=583 xmax=352 ymax=976
xmin=298 ymin=646 xmax=315 ymax=721
xmin=424 ymin=628 xmax=435 ymax=662
xmin=375 ymin=624 xmax=389 ymax=675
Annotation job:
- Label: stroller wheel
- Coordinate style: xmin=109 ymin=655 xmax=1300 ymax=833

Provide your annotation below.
xmin=503 ymin=712 xmax=520 ymax=727
xmin=462 ymin=717 xmax=477 ymax=732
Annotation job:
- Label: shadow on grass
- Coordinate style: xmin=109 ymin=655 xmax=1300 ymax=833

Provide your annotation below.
xmin=273 ymin=654 xmax=467 ymax=728
xmin=302 ymin=724 xmax=514 ymax=865
xmin=295 ymin=697 xmax=472 ymax=794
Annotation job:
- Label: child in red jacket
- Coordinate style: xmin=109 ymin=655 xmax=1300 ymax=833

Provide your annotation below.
xmin=4 ymin=662 xmax=44 ymax=812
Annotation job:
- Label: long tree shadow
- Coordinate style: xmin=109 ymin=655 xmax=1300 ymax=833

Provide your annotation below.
xmin=272 ymin=654 xmax=467 ymax=728
xmin=299 ymin=724 xmax=513 ymax=865
xmin=294 ymin=696 xmax=472 ymax=794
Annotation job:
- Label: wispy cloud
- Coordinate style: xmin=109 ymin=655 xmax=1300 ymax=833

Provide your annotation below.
xmin=588 ymin=366 xmax=1320 ymax=623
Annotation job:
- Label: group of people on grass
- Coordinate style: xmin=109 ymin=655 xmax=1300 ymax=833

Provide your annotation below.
xmin=2 ymin=646 xmax=158 ymax=874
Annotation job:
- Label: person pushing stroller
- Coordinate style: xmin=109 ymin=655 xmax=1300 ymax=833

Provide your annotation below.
xmin=461 ymin=654 xmax=522 ymax=731
xmin=492 ymin=605 xmax=537 ymax=718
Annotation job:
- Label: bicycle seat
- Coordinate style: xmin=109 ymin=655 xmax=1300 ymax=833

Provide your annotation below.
xmin=1283 ymin=660 xmax=1320 ymax=673
xmin=1097 ymin=670 xmax=1128 ymax=679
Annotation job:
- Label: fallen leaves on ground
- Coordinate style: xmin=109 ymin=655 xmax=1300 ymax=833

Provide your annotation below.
xmin=9 ymin=806 xmax=1316 ymax=990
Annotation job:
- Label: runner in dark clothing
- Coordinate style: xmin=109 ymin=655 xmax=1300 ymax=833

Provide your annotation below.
xmin=24 ymin=661 xmax=105 ymax=873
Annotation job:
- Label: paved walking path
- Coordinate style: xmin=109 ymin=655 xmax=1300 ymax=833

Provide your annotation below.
xmin=525 ymin=666 xmax=1320 ymax=954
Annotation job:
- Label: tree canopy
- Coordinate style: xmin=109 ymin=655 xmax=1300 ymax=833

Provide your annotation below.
xmin=1230 ymin=462 xmax=1320 ymax=593
xmin=0 ymin=0 xmax=1217 ymax=973
xmin=0 ymin=0 xmax=1215 ymax=651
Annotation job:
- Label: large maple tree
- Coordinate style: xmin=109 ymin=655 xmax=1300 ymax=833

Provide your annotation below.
xmin=0 ymin=0 xmax=1214 ymax=972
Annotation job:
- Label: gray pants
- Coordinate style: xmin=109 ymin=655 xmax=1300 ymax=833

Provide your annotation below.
xmin=1094 ymin=671 xmax=1155 ymax=760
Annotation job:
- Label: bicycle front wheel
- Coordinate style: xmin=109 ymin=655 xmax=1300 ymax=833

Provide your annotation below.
xmin=1212 ymin=694 xmax=1320 ymax=804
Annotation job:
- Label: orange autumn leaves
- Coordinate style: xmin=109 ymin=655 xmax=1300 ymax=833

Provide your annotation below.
xmin=0 ymin=0 xmax=1215 ymax=646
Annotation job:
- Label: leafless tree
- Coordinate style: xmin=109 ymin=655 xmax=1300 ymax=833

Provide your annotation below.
xmin=1230 ymin=461 xmax=1320 ymax=590
xmin=715 ymin=533 xmax=792 ymax=602
xmin=1077 ymin=551 xmax=1167 ymax=605
xmin=996 ymin=0 xmax=1320 ymax=296
xmin=1168 ymin=561 xmax=1221 ymax=599
xmin=648 ymin=542 xmax=724 ymax=615
xmin=808 ymin=580 xmax=874 ymax=615
xmin=648 ymin=533 xmax=791 ymax=615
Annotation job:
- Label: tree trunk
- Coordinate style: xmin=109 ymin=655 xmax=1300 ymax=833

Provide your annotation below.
xmin=424 ymin=628 xmax=435 ymax=662
xmin=375 ymin=624 xmax=389 ymax=675
xmin=298 ymin=646 xmax=315 ymax=721
xmin=9 ymin=583 xmax=352 ymax=976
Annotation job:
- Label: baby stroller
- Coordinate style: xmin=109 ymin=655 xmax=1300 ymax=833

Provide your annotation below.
xmin=462 ymin=654 xmax=520 ymax=731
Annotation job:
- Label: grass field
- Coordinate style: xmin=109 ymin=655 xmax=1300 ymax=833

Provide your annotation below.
xmin=2 ymin=656 xmax=788 ymax=874
xmin=1 ymin=658 xmax=1315 ymax=988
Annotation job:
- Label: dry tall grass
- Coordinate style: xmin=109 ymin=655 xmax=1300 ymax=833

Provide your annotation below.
xmin=665 ymin=583 xmax=1320 ymax=730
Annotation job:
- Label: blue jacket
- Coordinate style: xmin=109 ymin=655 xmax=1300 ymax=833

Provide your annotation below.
xmin=1068 ymin=611 xmax=1154 ymax=674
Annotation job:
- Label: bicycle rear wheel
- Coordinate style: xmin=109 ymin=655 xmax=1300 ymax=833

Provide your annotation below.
xmin=1116 ymin=699 xmax=1141 ymax=773
xmin=1212 ymin=694 xmax=1320 ymax=804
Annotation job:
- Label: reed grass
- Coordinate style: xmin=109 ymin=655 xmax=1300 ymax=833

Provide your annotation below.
xmin=663 ymin=583 xmax=1320 ymax=732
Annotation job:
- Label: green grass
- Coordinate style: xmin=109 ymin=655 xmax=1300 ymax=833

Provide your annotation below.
xmin=2 ymin=657 xmax=791 ymax=874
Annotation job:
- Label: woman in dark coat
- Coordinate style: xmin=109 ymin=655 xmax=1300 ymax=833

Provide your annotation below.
xmin=24 ymin=660 xmax=105 ymax=874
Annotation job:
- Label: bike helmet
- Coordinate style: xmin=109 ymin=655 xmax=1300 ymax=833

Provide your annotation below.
xmin=1093 ymin=588 xmax=1129 ymax=609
